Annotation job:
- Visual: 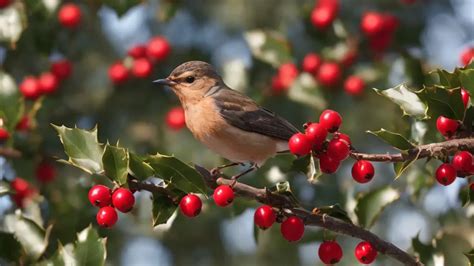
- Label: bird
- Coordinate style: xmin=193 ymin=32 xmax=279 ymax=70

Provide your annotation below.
xmin=154 ymin=61 xmax=299 ymax=179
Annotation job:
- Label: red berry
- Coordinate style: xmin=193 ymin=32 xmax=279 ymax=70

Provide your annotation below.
xmin=461 ymin=47 xmax=474 ymax=66
xmin=38 ymin=72 xmax=59 ymax=94
xmin=166 ymin=107 xmax=186 ymax=130
xmin=88 ymin=185 xmax=112 ymax=208
xmin=213 ymin=185 xmax=234 ymax=207
xmin=11 ymin=177 xmax=31 ymax=198
xmin=319 ymin=109 xmax=342 ymax=132
xmin=383 ymin=14 xmax=399 ymax=32
xmin=254 ymin=205 xmax=276 ymax=230
xmin=310 ymin=6 xmax=337 ymax=29
xmin=352 ymin=160 xmax=375 ymax=183
xmin=461 ymin=88 xmax=470 ymax=108
xmin=0 ymin=0 xmax=11 ymax=8
xmin=0 ymin=128 xmax=10 ymax=141
xmin=361 ymin=12 xmax=385 ymax=36
xmin=50 ymin=59 xmax=72 ymax=80
xmin=127 ymin=45 xmax=147 ymax=59
xmin=302 ymin=53 xmax=322 ymax=75
xmin=58 ymin=3 xmax=81 ymax=28
xmin=435 ymin=163 xmax=456 ymax=186
xmin=355 ymin=241 xmax=378 ymax=264
xmin=327 ymin=138 xmax=350 ymax=161
xmin=280 ymin=216 xmax=304 ymax=242
xmin=108 ymin=62 xmax=129 ymax=84
xmin=369 ymin=31 xmax=393 ymax=53
xmin=436 ymin=116 xmax=459 ymax=138
xmin=112 ymin=188 xmax=135 ymax=213
xmin=271 ymin=75 xmax=286 ymax=93
xmin=132 ymin=58 xmax=153 ymax=78
xmin=15 ymin=116 xmax=30 ymax=132
xmin=35 ymin=161 xmax=56 ymax=183
xmin=19 ymin=76 xmax=41 ymax=100
xmin=470 ymin=183 xmax=474 ymax=191
xmin=147 ymin=36 xmax=171 ymax=61
xmin=305 ymin=123 xmax=327 ymax=147
xmin=344 ymin=75 xmax=365 ymax=96
xmin=278 ymin=63 xmax=299 ymax=89
xmin=179 ymin=194 xmax=202 ymax=218
xmin=319 ymin=153 xmax=341 ymax=174
xmin=334 ymin=132 xmax=351 ymax=145
xmin=96 ymin=206 xmax=118 ymax=228
xmin=341 ymin=49 xmax=358 ymax=67
xmin=317 ymin=62 xmax=341 ymax=87
xmin=289 ymin=133 xmax=312 ymax=156
xmin=452 ymin=151 xmax=472 ymax=173
xmin=318 ymin=241 xmax=343 ymax=264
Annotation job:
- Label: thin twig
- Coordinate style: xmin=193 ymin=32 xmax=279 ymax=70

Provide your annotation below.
xmin=0 ymin=147 xmax=22 ymax=159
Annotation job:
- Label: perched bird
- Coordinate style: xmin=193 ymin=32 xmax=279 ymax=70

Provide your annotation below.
xmin=154 ymin=61 xmax=299 ymax=179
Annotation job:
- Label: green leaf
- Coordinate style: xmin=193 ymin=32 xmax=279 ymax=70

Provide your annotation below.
xmin=288 ymin=73 xmax=327 ymax=110
xmin=458 ymin=68 xmax=474 ymax=93
xmin=268 ymin=181 xmax=300 ymax=207
xmin=317 ymin=204 xmax=353 ymax=224
xmin=100 ymin=0 xmax=140 ymax=16
xmin=0 ymin=232 xmax=23 ymax=262
xmin=0 ymin=71 xmax=23 ymax=131
xmin=412 ymin=235 xmax=436 ymax=265
xmin=102 ymin=144 xmax=129 ymax=185
xmin=374 ymin=84 xmax=428 ymax=119
xmin=433 ymin=69 xmax=461 ymax=88
xmin=53 ymin=125 xmax=104 ymax=174
xmin=0 ymin=4 xmax=27 ymax=44
xmin=416 ymin=86 xmax=465 ymax=120
xmin=129 ymin=152 xmax=154 ymax=181
xmin=244 ymin=30 xmax=292 ymax=67
xmin=368 ymin=129 xmax=416 ymax=151
xmin=145 ymin=153 xmax=207 ymax=194
xmin=4 ymin=213 xmax=51 ymax=260
xmin=393 ymin=150 xmax=421 ymax=179
xmin=292 ymin=155 xmax=322 ymax=184
xmin=355 ymin=186 xmax=400 ymax=228
xmin=152 ymin=194 xmax=177 ymax=227
xmin=465 ymin=249 xmax=474 ymax=266
xmin=74 ymin=225 xmax=107 ymax=266
xmin=46 ymin=243 xmax=76 ymax=266
xmin=0 ymin=181 xmax=10 ymax=196
xmin=459 ymin=184 xmax=473 ymax=207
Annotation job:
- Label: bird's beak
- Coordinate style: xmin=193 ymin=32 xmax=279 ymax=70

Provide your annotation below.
xmin=153 ymin=78 xmax=176 ymax=87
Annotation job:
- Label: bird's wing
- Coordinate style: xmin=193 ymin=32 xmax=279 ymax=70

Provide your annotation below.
xmin=213 ymin=88 xmax=299 ymax=141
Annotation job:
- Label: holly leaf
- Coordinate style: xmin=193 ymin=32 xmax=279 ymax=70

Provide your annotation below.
xmin=393 ymin=150 xmax=421 ymax=179
xmin=412 ymin=235 xmax=436 ymax=265
xmin=268 ymin=181 xmax=301 ymax=207
xmin=367 ymin=129 xmax=416 ymax=151
xmin=145 ymin=153 xmax=207 ymax=194
xmin=102 ymin=144 xmax=129 ymax=185
xmin=152 ymin=194 xmax=177 ymax=227
xmin=459 ymin=68 xmax=474 ymax=95
xmin=459 ymin=185 xmax=473 ymax=207
xmin=100 ymin=0 xmax=140 ymax=16
xmin=355 ymin=186 xmax=400 ymax=228
xmin=465 ymin=249 xmax=474 ymax=266
xmin=416 ymin=86 xmax=465 ymax=120
xmin=433 ymin=69 xmax=461 ymax=88
xmin=0 ymin=3 xmax=27 ymax=44
xmin=288 ymin=73 xmax=327 ymax=110
xmin=292 ymin=155 xmax=322 ymax=184
xmin=129 ymin=152 xmax=154 ymax=181
xmin=74 ymin=225 xmax=107 ymax=266
xmin=4 ymin=213 xmax=52 ymax=260
xmin=0 ymin=232 xmax=23 ymax=262
xmin=53 ymin=125 xmax=104 ymax=174
xmin=317 ymin=204 xmax=352 ymax=224
xmin=374 ymin=84 xmax=428 ymax=119
xmin=244 ymin=30 xmax=292 ymax=67
xmin=0 ymin=71 xmax=23 ymax=131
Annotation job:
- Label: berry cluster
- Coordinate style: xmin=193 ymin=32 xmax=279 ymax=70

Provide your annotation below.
xmin=435 ymin=151 xmax=472 ymax=186
xmin=19 ymin=59 xmax=73 ymax=100
xmin=58 ymin=3 xmax=82 ymax=29
xmin=461 ymin=47 xmax=474 ymax=66
xmin=318 ymin=240 xmax=378 ymax=265
xmin=361 ymin=12 xmax=399 ymax=55
xmin=108 ymin=37 xmax=171 ymax=84
xmin=10 ymin=177 xmax=37 ymax=208
xmin=310 ymin=0 xmax=339 ymax=30
xmin=88 ymin=185 xmax=135 ymax=228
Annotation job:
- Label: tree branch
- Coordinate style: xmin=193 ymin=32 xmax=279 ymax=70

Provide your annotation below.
xmin=0 ymin=147 xmax=22 ymax=159
xmin=350 ymin=137 xmax=474 ymax=162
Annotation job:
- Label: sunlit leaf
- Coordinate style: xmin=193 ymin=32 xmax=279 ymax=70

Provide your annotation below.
xmin=244 ymin=30 xmax=292 ymax=67
xmin=416 ymin=86 xmax=465 ymax=120
xmin=74 ymin=225 xmax=107 ymax=266
xmin=102 ymin=144 xmax=129 ymax=185
xmin=128 ymin=152 xmax=154 ymax=181
xmin=355 ymin=186 xmax=400 ymax=228
xmin=53 ymin=125 xmax=104 ymax=174
xmin=152 ymin=194 xmax=177 ymax=227
xmin=0 ymin=3 xmax=26 ymax=44
xmin=146 ymin=153 xmax=207 ymax=194
xmin=288 ymin=73 xmax=327 ymax=110
xmin=0 ymin=71 xmax=23 ymax=131
xmin=374 ymin=84 xmax=428 ymax=119
xmin=0 ymin=232 xmax=23 ymax=262
xmin=4 ymin=213 xmax=51 ymax=260
xmin=367 ymin=129 xmax=415 ymax=150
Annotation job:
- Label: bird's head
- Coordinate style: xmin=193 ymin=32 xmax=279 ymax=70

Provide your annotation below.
xmin=154 ymin=61 xmax=224 ymax=104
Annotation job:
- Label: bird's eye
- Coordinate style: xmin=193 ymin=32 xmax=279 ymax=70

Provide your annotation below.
xmin=185 ymin=76 xmax=195 ymax=83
